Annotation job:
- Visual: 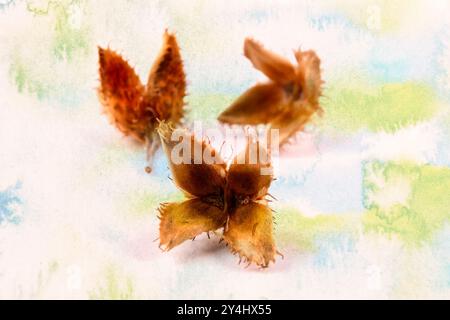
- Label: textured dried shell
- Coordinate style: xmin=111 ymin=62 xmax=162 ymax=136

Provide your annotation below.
xmin=224 ymin=202 xmax=276 ymax=268
xmin=143 ymin=31 xmax=186 ymax=126
xmin=227 ymin=140 xmax=272 ymax=202
xmin=158 ymin=122 xmax=227 ymax=198
xmin=244 ymin=38 xmax=295 ymax=85
xmin=98 ymin=47 xmax=149 ymax=142
xmin=98 ymin=31 xmax=187 ymax=171
xmin=159 ymin=199 xmax=227 ymax=251
xmin=218 ymin=38 xmax=323 ymax=147
xmin=217 ymin=83 xmax=286 ymax=125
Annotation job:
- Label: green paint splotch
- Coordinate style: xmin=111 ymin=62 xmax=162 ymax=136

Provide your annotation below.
xmin=322 ymin=79 xmax=439 ymax=133
xmin=327 ymin=0 xmax=425 ymax=34
xmin=124 ymin=188 xmax=184 ymax=218
xmin=274 ymin=206 xmax=358 ymax=252
xmin=185 ymin=94 xmax=236 ymax=123
xmin=9 ymin=52 xmax=89 ymax=105
xmin=53 ymin=2 xmax=90 ymax=60
xmin=8 ymin=0 xmax=91 ymax=105
xmin=26 ymin=0 xmax=90 ymax=61
xmin=363 ymin=161 xmax=450 ymax=245
xmin=9 ymin=55 xmax=51 ymax=100
xmin=33 ymin=260 xmax=60 ymax=298
xmin=89 ymin=265 xmax=136 ymax=300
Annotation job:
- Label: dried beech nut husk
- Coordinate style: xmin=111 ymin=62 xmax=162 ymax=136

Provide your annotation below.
xmin=218 ymin=38 xmax=323 ymax=146
xmin=97 ymin=30 xmax=186 ymax=170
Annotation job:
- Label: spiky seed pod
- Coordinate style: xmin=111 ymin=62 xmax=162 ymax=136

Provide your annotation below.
xmin=157 ymin=122 xmax=228 ymax=251
xmin=223 ymin=139 xmax=276 ymax=268
xmin=97 ymin=30 xmax=186 ymax=171
xmin=157 ymin=125 xmax=278 ymax=268
xmin=218 ymin=38 xmax=323 ymax=146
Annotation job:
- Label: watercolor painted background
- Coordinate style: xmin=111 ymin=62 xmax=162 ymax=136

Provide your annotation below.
xmin=1 ymin=0 xmax=450 ymax=299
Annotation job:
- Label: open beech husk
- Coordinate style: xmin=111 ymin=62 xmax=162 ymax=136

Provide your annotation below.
xmin=157 ymin=125 xmax=278 ymax=268
xmin=98 ymin=30 xmax=186 ymax=171
xmin=218 ymin=38 xmax=323 ymax=146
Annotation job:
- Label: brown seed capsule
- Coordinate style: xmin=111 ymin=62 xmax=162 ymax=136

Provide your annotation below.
xmin=218 ymin=38 xmax=323 ymax=146
xmin=157 ymin=126 xmax=278 ymax=268
xmin=97 ymin=30 xmax=186 ymax=170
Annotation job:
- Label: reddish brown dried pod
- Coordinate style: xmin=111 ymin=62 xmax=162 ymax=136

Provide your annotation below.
xmin=97 ymin=30 xmax=186 ymax=171
xmin=218 ymin=38 xmax=323 ymax=146
xmin=157 ymin=125 xmax=278 ymax=268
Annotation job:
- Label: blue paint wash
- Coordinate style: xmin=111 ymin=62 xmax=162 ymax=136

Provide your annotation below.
xmin=432 ymin=28 xmax=450 ymax=101
xmin=271 ymin=134 xmax=365 ymax=214
xmin=367 ymin=35 xmax=442 ymax=85
xmin=308 ymin=12 xmax=359 ymax=32
xmin=243 ymin=8 xmax=272 ymax=24
xmin=313 ymin=231 xmax=356 ymax=269
xmin=0 ymin=0 xmax=15 ymax=11
xmin=430 ymin=227 xmax=450 ymax=289
xmin=0 ymin=181 xmax=23 ymax=225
